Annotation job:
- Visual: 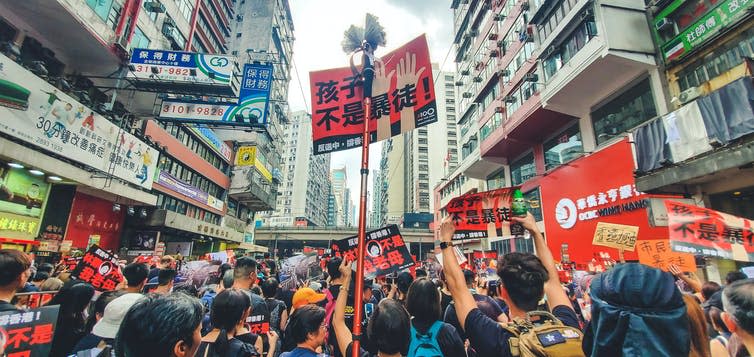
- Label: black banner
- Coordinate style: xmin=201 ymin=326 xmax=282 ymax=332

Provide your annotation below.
xmin=71 ymin=245 xmax=123 ymax=291
xmin=331 ymin=225 xmax=415 ymax=278
xmin=0 ymin=305 xmax=60 ymax=356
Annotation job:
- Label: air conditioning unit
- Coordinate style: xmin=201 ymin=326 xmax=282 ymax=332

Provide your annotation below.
xmin=470 ymin=29 xmax=479 ymax=37
xmin=489 ymin=33 xmax=499 ymax=40
xmin=163 ymin=17 xmax=175 ymax=27
xmin=455 ymin=80 xmax=464 ymax=86
xmin=494 ymin=14 xmax=505 ymax=21
xmin=504 ymin=95 xmax=517 ymax=103
xmin=499 ymin=69 xmax=511 ymax=77
xmin=524 ymin=73 xmax=539 ymax=82
xmin=679 ymin=86 xmax=703 ymax=104
xmin=462 ymin=92 xmax=473 ymax=98
xmin=473 ymin=76 xmax=483 ymax=82
xmin=521 ymin=2 xmax=530 ymax=10
xmin=144 ymin=1 xmax=166 ymax=13
xmin=495 ymin=106 xmax=505 ymax=113
xmin=543 ymin=45 xmax=557 ymax=58
xmin=490 ymin=49 xmax=500 ymax=57
xmin=655 ymin=18 xmax=674 ymax=32
xmin=162 ymin=22 xmax=175 ymax=38
xmin=461 ymin=69 xmax=470 ymax=76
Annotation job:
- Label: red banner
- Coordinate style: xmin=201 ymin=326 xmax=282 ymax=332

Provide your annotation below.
xmin=310 ymin=34 xmax=437 ymax=155
xmin=665 ymin=201 xmax=754 ymax=261
xmin=0 ymin=305 xmax=59 ymax=357
xmin=331 ymin=225 xmax=415 ymax=278
xmin=470 ymin=250 xmax=498 ymax=274
xmin=65 ymin=192 xmax=125 ymax=251
xmin=71 ymin=245 xmax=124 ymax=291
xmin=446 ymin=187 xmax=523 ymax=240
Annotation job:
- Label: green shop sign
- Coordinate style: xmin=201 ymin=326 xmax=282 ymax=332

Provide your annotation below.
xmin=660 ymin=0 xmax=754 ymax=62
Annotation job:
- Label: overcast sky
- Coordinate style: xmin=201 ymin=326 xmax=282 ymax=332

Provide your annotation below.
xmin=287 ymin=0 xmax=454 ymax=211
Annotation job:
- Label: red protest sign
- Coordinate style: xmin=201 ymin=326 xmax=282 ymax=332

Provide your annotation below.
xmin=310 ymin=34 xmax=437 ymax=155
xmin=0 ymin=305 xmax=59 ymax=357
xmin=62 ymin=257 xmax=80 ymax=272
xmin=470 ymin=250 xmax=498 ymax=273
xmin=331 ymin=225 xmax=415 ymax=278
xmin=245 ymin=313 xmax=269 ymax=335
xmin=446 ymin=187 xmax=523 ymax=240
xmin=71 ymin=245 xmax=123 ymax=291
xmin=665 ymin=201 xmax=754 ymax=261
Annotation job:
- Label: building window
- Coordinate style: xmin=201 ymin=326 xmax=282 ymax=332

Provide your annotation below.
xmin=524 ymin=187 xmax=543 ymax=221
xmin=542 ymin=13 xmax=598 ymax=81
xmin=510 ymin=152 xmax=536 ymax=186
xmin=86 ymin=0 xmax=114 ymax=21
xmin=177 ymin=0 xmax=194 ymax=21
xmin=543 ymin=124 xmax=583 ymax=170
xmin=130 ymin=27 xmax=151 ymax=50
xmin=676 ymin=29 xmax=754 ymax=91
xmin=486 ymin=169 xmax=506 ymax=190
xmin=592 ymin=78 xmax=657 ymax=145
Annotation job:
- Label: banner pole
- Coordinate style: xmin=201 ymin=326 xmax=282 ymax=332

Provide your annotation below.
xmin=351 ymin=47 xmax=374 ymax=357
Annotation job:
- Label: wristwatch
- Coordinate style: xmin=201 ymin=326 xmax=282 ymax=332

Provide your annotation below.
xmin=440 ymin=241 xmax=453 ymax=250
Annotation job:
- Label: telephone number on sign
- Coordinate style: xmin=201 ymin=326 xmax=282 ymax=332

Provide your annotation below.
xmin=132 ymin=65 xmax=193 ymax=76
xmin=162 ymin=104 xmax=226 ymax=116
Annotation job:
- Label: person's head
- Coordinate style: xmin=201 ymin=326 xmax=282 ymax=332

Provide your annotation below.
xmin=123 ymin=263 xmax=149 ymax=289
xmin=0 ymin=249 xmax=32 ymax=292
xmin=415 ymin=268 xmax=427 ymax=279
xmin=725 ymin=271 xmax=748 ymax=285
xmin=37 ymin=263 xmax=54 ymax=275
xmin=709 ymin=306 xmax=731 ymax=334
xmin=261 ymin=277 xmax=279 ymax=299
xmin=218 ymin=263 xmax=232 ymax=280
xmin=462 ymin=269 xmax=475 ymax=288
xmin=396 ymin=272 xmax=413 ymax=295
xmin=47 ymin=281 xmax=95 ymax=322
xmin=367 ymin=298 xmax=411 ymax=355
xmin=292 ymin=287 xmax=326 ymax=309
xmin=682 ymin=294 xmax=709 ymax=357
xmin=211 ymin=288 xmax=251 ymax=332
xmin=327 ymin=257 xmax=343 ymax=282
xmin=115 ymin=293 xmax=204 ymax=357
xmin=158 ymin=269 xmax=177 ymax=287
xmin=722 ymin=279 xmax=754 ymax=339
xmin=173 ymin=284 xmax=199 ymax=298
xmin=160 ymin=256 xmax=176 ymax=269
xmin=286 ymin=304 xmax=327 ymax=348
xmin=362 ymin=279 xmax=373 ymax=301
xmin=701 ymin=281 xmax=721 ymax=301
xmin=222 ymin=270 xmax=234 ymax=289
xmin=496 ymin=252 xmax=548 ymax=312
xmin=92 ymin=293 xmax=144 ymax=339
xmin=32 ymin=271 xmax=49 ymax=283
xmin=406 ymin=278 xmax=441 ymax=324
xmin=233 ymin=257 xmax=258 ymax=288
xmin=85 ymin=290 xmax=125 ymax=332
xmin=40 ymin=277 xmax=64 ymax=292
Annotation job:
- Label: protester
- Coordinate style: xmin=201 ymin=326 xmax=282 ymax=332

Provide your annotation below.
xmin=444 ymin=268 xmax=506 ymax=342
xmin=281 ymin=305 xmax=327 ymax=357
xmin=232 ymin=257 xmax=271 ymax=353
xmin=332 ymin=258 xmax=411 ymax=357
xmin=31 ymin=271 xmax=49 ymax=289
xmin=0 ymin=249 xmax=32 ymax=312
xmin=439 ymin=213 xmax=580 ymax=357
xmin=708 ymin=306 xmax=732 ymax=357
xmin=291 ymin=287 xmax=326 ymax=310
xmin=122 ymin=262 xmax=149 ymax=294
xmin=115 ymin=293 xmax=204 ymax=357
xmin=46 ymin=281 xmax=96 ymax=357
xmin=262 ymin=278 xmax=289 ymax=333
xmin=721 ymin=279 xmax=754 ymax=357
xmin=83 ymin=290 xmax=126 ymax=334
xmin=154 ymin=268 xmax=177 ymax=295
xmin=684 ymin=294 xmax=711 ymax=357
xmin=705 ymin=271 xmax=748 ymax=317
xmin=389 ymin=271 xmax=413 ymax=305
xmin=585 ymin=263 xmax=690 ymax=356
xmin=72 ymin=293 xmax=143 ymax=354
xmin=148 ymin=255 xmax=176 ymax=281
xmin=405 ymin=277 xmax=465 ymax=356
xmin=197 ymin=288 xmax=269 ymax=357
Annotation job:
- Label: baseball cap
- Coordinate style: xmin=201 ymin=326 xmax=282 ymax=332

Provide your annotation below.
xmin=92 ymin=293 xmax=144 ymax=339
xmin=292 ymin=287 xmax=326 ymax=309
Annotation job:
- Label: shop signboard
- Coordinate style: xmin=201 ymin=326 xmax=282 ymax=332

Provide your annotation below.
xmin=38 ymin=184 xmax=76 ymax=241
xmin=658 ymin=0 xmax=754 ymax=62
xmin=156 ymin=63 xmax=273 ymax=127
xmin=155 ymin=170 xmax=224 ymax=211
xmin=665 ymin=201 xmax=754 ymax=261
xmin=128 ymin=48 xmax=237 ymax=88
xmin=540 ymin=139 xmax=669 ymax=263
xmin=0 ymin=54 xmax=160 ymax=189
xmin=65 ymin=192 xmax=125 ymax=251
xmin=0 ymin=165 xmax=50 ymax=241
xmin=0 ymin=305 xmax=60 ymax=357
xmin=310 ymin=34 xmax=437 ymax=155
xmin=235 ymin=146 xmax=256 ymax=166
xmin=165 ymin=241 xmax=192 ymax=257
xmin=187 ymin=126 xmax=232 ymax=162
xmin=331 ymin=225 xmax=415 ymax=279
xmin=128 ymin=230 xmax=160 ymax=254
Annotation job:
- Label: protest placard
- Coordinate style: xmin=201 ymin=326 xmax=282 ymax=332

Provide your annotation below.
xmin=71 ymin=245 xmax=123 ymax=291
xmin=331 ymin=225 xmax=415 ymax=278
xmin=592 ymin=222 xmax=639 ymax=251
xmin=637 ymin=240 xmax=696 ymax=272
xmin=0 ymin=305 xmax=59 ymax=356
xmin=446 ymin=187 xmax=523 ymax=240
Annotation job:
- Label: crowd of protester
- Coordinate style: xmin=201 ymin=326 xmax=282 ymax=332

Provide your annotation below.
xmin=0 ymin=212 xmax=753 ymax=356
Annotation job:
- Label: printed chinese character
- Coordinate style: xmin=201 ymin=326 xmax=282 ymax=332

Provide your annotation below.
xmin=697 ymin=223 xmax=719 ymax=241
xmin=6 ymin=327 xmax=31 ymax=349
xmin=340 ymin=75 xmax=361 ymax=99
xmin=315 ymin=107 xmax=340 ymax=130
xmin=481 ymin=208 xmax=496 ymax=223
xmin=342 ymin=101 xmax=364 ymax=126
xmin=29 ymin=323 xmax=54 ymax=345
xmin=392 ymin=83 xmax=418 ymax=112
xmin=181 ymin=54 xmax=191 ymax=62
xmin=586 ymin=195 xmax=598 ymax=208
xmin=619 ymin=185 xmax=633 ymax=199
xmin=466 ymin=210 xmax=480 ymax=225
xmin=722 ymin=226 xmax=745 ymax=244
xmin=315 ymin=80 xmax=339 ymax=104
xmin=153 ymin=52 xmax=163 ymax=60
xmin=496 ymin=207 xmax=511 ymax=222
xmin=386 ymin=250 xmax=405 ymax=267
xmin=577 ymin=198 xmax=587 ymax=210
xmin=371 ymin=93 xmax=391 ymax=118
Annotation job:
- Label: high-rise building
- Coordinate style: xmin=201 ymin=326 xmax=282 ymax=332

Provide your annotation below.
xmin=331 ymin=167 xmax=348 ymax=226
xmin=267 ymin=111 xmax=330 ymax=227
xmin=370 ymin=169 xmax=384 ymax=227
xmin=222 ymin=0 xmax=295 ymax=223
xmin=378 ymin=65 xmax=458 ymax=229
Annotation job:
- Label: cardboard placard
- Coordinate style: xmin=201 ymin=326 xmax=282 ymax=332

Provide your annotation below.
xmin=592 ymin=222 xmax=639 ymax=251
xmin=0 ymin=305 xmax=59 ymax=356
xmin=446 ymin=187 xmax=523 ymax=240
xmin=71 ymin=245 xmax=123 ymax=291
xmin=637 ymin=240 xmax=696 ymax=273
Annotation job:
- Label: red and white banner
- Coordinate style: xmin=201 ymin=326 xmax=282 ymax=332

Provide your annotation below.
xmin=310 ymin=34 xmax=437 ymax=155
xmin=446 ymin=187 xmax=522 ymax=240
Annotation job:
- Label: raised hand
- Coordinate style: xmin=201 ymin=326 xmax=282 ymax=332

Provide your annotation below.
xmin=395 ymin=51 xmax=426 ymax=133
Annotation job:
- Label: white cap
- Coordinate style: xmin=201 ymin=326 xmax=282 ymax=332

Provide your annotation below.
xmin=92 ymin=293 xmax=144 ymax=339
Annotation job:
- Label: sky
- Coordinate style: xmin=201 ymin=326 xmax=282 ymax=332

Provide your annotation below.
xmin=287 ymin=0 xmax=454 ymax=209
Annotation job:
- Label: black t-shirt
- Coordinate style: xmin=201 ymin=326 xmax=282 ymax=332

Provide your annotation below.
xmin=345 ymin=342 xmax=375 ymax=357
xmin=444 ymin=293 xmax=504 ymax=340
xmin=464 ymin=305 xmax=580 ymax=357
xmin=440 ymin=291 xmax=453 ymax=314
xmin=411 ymin=320 xmax=466 ymax=357
xmin=0 ymin=300 xmax=19 ymax=313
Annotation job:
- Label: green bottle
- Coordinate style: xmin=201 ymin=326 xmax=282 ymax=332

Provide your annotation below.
xmin=511 ymin=189 xmax=527 ymax=217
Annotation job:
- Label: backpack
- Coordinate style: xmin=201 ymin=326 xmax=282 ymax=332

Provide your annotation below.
xmin=407 ymin=320 xmax=444 ymax=357
xmin=499 ymin=311 xmax=585 ymax=357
